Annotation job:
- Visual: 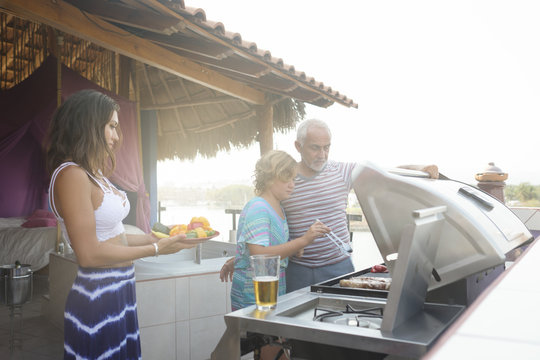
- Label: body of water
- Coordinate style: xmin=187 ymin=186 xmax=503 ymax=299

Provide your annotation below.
xmin=160 ymin=205 xmax=383 ymax=271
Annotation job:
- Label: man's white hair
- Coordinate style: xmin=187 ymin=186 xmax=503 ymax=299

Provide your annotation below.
xmin=296 ymin=119 xmax=332 ymax=146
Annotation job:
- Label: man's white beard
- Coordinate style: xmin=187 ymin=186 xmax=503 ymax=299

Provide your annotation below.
xmin=308 ymin=160 xmax=327 ymax=173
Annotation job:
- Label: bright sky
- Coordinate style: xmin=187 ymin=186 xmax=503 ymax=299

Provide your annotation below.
xmin=158 ymin=0 xmax=540 ymax=187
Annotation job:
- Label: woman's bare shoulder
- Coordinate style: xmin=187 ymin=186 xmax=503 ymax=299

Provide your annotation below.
xmin=55 ymin=165 xmax=90 ymax=188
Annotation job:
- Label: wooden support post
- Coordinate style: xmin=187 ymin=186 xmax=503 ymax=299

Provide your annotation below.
xmin=56 ymin=34 xmax=62 ymax=107
xmin=256 ymin=102 xmax=273 ymax=155
xmin=118 ymin=54 xmax=131 ymax=99
xmin=46 ymin=26 xmax=56 ymax=57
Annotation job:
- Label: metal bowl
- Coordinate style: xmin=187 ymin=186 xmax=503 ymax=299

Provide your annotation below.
xmin=0 ymin=264 xmax=33 ymax=306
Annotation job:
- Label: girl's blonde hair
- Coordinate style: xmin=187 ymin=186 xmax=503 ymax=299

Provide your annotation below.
xmin=253 ymin=150 xmax=297 ymax=195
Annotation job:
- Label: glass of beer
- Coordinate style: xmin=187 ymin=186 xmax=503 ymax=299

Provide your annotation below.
xmin=250 ymin=254 xmax=280 ymax=311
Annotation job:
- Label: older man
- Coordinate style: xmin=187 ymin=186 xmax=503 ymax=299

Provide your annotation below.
xmin=280 ymin=119 xmax=356 ymax=291
xmin=282 ymin=119 xmax=438 ymax=292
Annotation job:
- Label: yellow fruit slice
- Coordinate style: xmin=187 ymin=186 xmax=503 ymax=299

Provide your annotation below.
xmin=194 ymin=227 xmax=207 ymax=238
xmin=151 ymin=230 xmax=169 ymax=238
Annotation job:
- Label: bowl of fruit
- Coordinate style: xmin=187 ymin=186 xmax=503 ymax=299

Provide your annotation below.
xmin=151 ymin=216 xmax=219 ymax=244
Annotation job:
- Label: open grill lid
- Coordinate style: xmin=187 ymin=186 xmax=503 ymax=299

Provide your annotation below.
xmin=352 ymin=162 xmax=533 ymax=290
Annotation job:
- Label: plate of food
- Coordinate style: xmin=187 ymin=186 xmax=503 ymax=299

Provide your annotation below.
xmin=151 ymin=217 xmax=220 ymax=244
xmin=179 ymin=230 xmax=220 ymax=244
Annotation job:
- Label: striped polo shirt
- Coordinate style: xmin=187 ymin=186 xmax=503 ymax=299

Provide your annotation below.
xmin=282 ymin=160 xmax=357 ymax=267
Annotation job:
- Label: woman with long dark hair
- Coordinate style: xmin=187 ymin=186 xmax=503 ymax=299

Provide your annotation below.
xmin=46 ymin=89 xmax=196 ymax=359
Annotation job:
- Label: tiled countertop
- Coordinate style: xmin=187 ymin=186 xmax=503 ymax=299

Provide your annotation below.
xmin=424 ymin=237 xmax=540 ymax=359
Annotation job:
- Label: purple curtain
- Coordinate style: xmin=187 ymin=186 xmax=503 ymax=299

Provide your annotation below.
xmin=0 ymin=56 xmax=150 ymax=232
xmin=108 ymin=104 xmax=151 ymax=233
xmin=0 ymin=58 xmax=56 ymax=217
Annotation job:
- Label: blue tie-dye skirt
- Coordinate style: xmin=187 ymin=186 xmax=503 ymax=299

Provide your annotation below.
xmin=64 ymin=265 xmax=141 ymax=360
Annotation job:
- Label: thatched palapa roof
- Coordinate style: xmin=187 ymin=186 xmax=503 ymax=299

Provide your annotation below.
xmin=0 ymin=0 xmax=357 ymax=160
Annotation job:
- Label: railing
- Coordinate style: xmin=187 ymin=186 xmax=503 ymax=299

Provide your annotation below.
xmin=224 ymin=208 xmax=364 ymax=242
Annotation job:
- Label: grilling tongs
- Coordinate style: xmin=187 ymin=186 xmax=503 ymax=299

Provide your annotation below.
xmin=317 ymin=219 xmax=353 ymax=256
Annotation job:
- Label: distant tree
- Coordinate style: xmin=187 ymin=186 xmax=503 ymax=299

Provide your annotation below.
xmin=504 ymin=185 xmax=519 ymax=202
xmin=515 ymin=182 xmax=537 ymax=202
xmin=504 ymin=183 xmax=539 ymax=206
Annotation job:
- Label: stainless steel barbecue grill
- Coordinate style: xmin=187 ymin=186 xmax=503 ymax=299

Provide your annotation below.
xmin=212 ymin=162 xmax=533 ymax=360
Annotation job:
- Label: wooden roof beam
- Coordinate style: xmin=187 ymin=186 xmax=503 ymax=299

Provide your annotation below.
xmin=176 ymin=77 xmax=237 ymax=126
xmin=140 ymin=63 xmax=163 ymax=135
xmin=140 ymin=95 xmax=241 ymax=111
xmin=176 ymin=77 xmax=203 ymax=128
xmin=188 ymin=110 xmax=256 ymax=134
xmin=65 ymin=0 xmax=185 ymax=35
xmin=165 ymin=46 xmax=270 ymax=78
xmin=143 ymin=32 xmax=234 ymax=60
xmin=1 ymin=0 xmax=266 ymax=105
xmin=157 ymin=70 xmax=189 ymax=138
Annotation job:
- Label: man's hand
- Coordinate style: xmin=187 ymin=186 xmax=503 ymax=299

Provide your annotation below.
xmin=399 ymin=164 xmax=439 ymax=179
xmin=420 ymin=164 xmax=439 ymax=179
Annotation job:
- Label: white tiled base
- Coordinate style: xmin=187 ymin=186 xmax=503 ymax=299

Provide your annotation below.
xmin=137 ymin=278 xmax=176 ymax=327
xmin=136 ymin=272 xmax=231 ymax=360
xmin=176 ymin=321 xmax=190 ymax=360
xmin=140 ymin=322 xmax=177 ymax=360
